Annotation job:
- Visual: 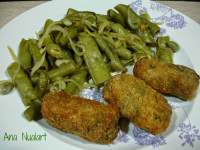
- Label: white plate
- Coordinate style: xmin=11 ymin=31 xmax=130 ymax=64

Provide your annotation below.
xmin=0 ymin=0 xmax=200 ymax=150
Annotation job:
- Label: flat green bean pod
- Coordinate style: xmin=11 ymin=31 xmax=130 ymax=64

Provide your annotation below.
xmin=24 ymin=101 xmax=42 ymax=121
xmin=94 ymin=34 xmax=124 ymax=71
xmin=78 ymin=32 xmax=111 ymax=85
xmin=18 ymin=39 xmax=32 ymax=70
xmin=7 ymin=62 xmax=38 ymax=106
xmin=64 ymin=69 xmax=88 ymax=94
xmin=156 ymin=47 xmax=173 ymax=63
xmin=47 ymin=61 xmax=76 ymax=79
xmin=107 ymin=9 xmax=126 ymax=26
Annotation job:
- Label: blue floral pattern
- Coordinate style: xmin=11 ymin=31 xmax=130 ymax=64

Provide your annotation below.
xmin=131 ymin=0 xmax=147 ymax=14
xmin=131 ymin=0 xmax=187 ymax=29
xmin=132 ymin=126 xmax=166 ymax=148
xmin=114 ymin=131 xmax=130 ymax=143
xmin=177 ymin=122 xmax=200 ymax=147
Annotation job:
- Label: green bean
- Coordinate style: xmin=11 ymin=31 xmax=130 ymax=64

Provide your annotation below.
xmin=47 ymin=61 xmax=76 ymax=79
xmin=49 ymin=79 xmax=66 ymax=92
xmin=23 ymin=101 xmax=42 ymax=121
xmin=42 ymin=36 xmax=54 ymax=47
xmin=156 ymin=47 xmax=173 ymax=63
xmin=76 ymin=12 xmax=97 ymax=28
xmin=115 ymin=4 xmax=159 ymax=40
xmin=94 ymin=34 xmax=124 ymax=71
xmin=103 ymin=36 xmax=132 ymax=59
xmin=62 ymin=18 xmax=72 ymax=26
xmin=157 ymin=36 xmax=179 ymax=53
xmin=121 ymin=58 xmax=134 ymax=66
xmin=67 ymin=10 xmax=96 ymax=18
xmin=110 ymin=23 xmax=129 ymax=35
xmin=127 ymin=6 xmax=141 ymax=31
xmin=50 ymin=76 xmax=65 ymax=82
xmin=55 ymin=59 xmax=71 ymax=67
xmin=96 ymin=14 xmax=109 ymax=23
xmin=78 ymin=32 xmax=111 ymax=85
xmin=167 ymin=41 xmax=180 ymax=52
xmin=140 ymin=13 xmax=160 ymax=36
xmin=37 ymin=71 xmax=49 ymax=97
xmin=115 ymin=46 xmax=132 ymax=60
xmin=56 ymin=26 xmax=78 ymax=47
xmin=96 ymin=14 xmax=111 ymax=32
xmin=43 ymin=19 xmax=54 ymax=34
xmin=140 ymin=13 xmax=151 ymax=21
xmin=74 ymin=54 xmax=83 ymax=67
xmin=114 ymin=4 xmax=128 ymax=22
xmin=0 ymin=80 xmax=14 ymax=95
xmin=66 ymin=11 xmax=97 ymax=31
xmin=7 ymin=62 xmax=38 ymax=106
xmin=46 ymin=43 xmax=69 ymax=59
xmin=126 ymin=33 xmax=152 ymax=57
xmin=64 ymin=69 xmax=88 ymax=94
xmin=18 ymin=39 xmax=32 ymax=70
xmin=30 ymin=73 xmax=39 ymax=85
xmin=138 ymin=30 xmax=155 ymax=45
xmin=148 ymin=22 xmax=160 ymax=36
xmin=66 ymin=8 xmax=78 ymax=16
xmin=28 ymin=39 xmax=48 ymax=70
xmin=107 ymin=9 xmax=126 ymax=26
xmin=157 ymin=36 xmax=170 ymax=48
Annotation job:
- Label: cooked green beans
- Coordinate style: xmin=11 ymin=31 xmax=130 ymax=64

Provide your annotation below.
xmin=7 ymin=62 xmax=38 ymax=106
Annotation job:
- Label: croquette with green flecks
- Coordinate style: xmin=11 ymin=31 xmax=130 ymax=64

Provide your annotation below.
xmin=42 ymin=91 xmax=119 ymax=144
xmin=103 ymin=74 xmax=172 ymax=135
xmin=134 ymin=58 xmax=200 ymax=100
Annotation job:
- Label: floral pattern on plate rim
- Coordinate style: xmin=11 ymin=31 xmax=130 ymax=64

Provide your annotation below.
xmin=130 ymin=0 xmax=187 ymax=32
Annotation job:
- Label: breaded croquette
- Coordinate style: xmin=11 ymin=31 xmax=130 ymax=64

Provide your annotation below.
xmin=42 ymin=91 xmax=119 ymax=144
xmin=103 ymin=74 xmax=172 ymax=135
xmin=134 ymin=58 xmax=199 ymax=100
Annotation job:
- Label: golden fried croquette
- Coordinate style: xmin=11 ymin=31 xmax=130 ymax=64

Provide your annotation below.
xmin=134 ymin=58 xmax=200 ymax=100
xmin=41 ymin=91 xmax=119 ymax=144
xmin=103 ymin=74 xmax=172 ymax=135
